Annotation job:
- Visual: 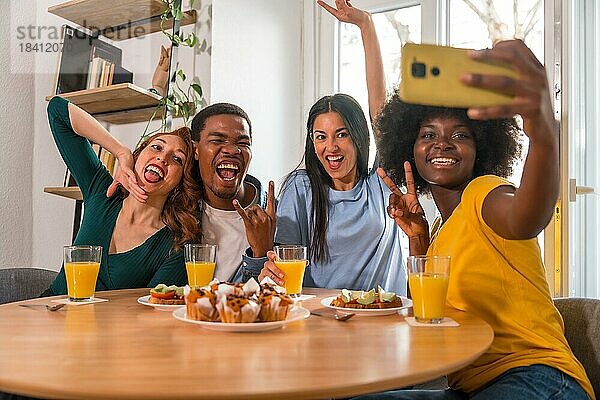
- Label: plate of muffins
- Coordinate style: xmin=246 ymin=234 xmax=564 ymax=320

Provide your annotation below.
xmin=173 ymin=278 xmax=310 ymax=332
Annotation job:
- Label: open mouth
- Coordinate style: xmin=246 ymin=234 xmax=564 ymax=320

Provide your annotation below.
xmin=326 ymin=154 xmax=344 ymax=170
xmin=144 ymin=164 xmax=165 ymax=183
xmin=429 ymin=157 xmax=458 ymax=166
xmin=216 ymin=162 xmax=240 ymax=181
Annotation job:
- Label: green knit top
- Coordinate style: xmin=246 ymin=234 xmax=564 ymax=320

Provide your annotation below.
xmin=47 ymin=97 xmax=186 ymax=295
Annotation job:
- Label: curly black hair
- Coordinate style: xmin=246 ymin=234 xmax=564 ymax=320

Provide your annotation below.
xmin=375 ymin=93 xmax=522 ymax=195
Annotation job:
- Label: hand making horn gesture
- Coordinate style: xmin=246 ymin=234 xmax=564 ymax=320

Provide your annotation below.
xmin=233 ymin=181 xmax=276 ymax=258
xmin=377 ymin=162 xmax=430 ymax=255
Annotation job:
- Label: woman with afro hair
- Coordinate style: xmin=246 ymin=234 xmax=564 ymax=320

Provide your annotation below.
xmin=359 ymin=40 xmax=593 ymax=399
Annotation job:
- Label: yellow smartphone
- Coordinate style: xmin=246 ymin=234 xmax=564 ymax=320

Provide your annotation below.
xmin=398 ymin=43 xmax=518 ymax=108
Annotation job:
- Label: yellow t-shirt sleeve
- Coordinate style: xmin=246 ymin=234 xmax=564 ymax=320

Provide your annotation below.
xmin=461 ymin=175 xmax=514 ymax=232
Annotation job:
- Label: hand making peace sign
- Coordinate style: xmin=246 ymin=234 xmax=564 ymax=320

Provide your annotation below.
xmin=377 ymin=162 xmax=430 ymax=255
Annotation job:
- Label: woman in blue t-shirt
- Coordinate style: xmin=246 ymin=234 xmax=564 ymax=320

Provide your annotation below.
xmin=254 ymin=0 xmax=406 ymax=293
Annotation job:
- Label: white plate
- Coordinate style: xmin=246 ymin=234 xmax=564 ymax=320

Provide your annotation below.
xmin=172 ymin=306 xmax=310 ymax=332
xmin=320 ymin=296 xmax=412 ymax=316
xmin=137 ymin=295 xmax=185 ymax=312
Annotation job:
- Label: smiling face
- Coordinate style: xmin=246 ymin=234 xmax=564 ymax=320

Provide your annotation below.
xmin=311 ymin=112 xmax=358 ymax=191
xmin=413 ymin=117 xmax=476 ymax=191
xmin=195 ymin=114 xmax=252 ymax=208
xmin=134 ymin=134 xmax=188 ymax=196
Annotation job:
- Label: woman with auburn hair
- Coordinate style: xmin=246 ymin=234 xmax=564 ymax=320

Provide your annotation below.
xmin=43 ymin=96 xmax=200 ymax=296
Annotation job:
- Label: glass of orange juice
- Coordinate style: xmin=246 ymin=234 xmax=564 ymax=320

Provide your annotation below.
xmin=274 ymin=245 xmax=308 ymax=297
xmin=184 ymin=244 xmax=217 ymax=288
xmin=64 ymin=245 xmax=102 ymax=302
xmin=407 ymin=255 xmax=450 ymax=323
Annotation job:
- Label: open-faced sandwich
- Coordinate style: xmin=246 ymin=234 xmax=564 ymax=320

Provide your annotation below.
xmin=148 ymin=284 xmax=185 ymax=305
xmin=330 ymin=286 xmax=403 ymax=309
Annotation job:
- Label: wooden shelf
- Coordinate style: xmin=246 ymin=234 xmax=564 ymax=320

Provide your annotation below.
xmin=44 ymin=186 xmax=83 ymax=201
xmin=46 ymin=83 xmax=162 ymax=124
xmin=48 ymin=0 xmax=197 ymax=41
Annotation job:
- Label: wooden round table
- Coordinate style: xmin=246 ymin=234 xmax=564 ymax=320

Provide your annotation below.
xmin=0 ymin=288 xmax=493 ymax=399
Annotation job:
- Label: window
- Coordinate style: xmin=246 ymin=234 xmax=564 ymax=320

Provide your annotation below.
xmin=450 ymin=0 xmax=544 ymax=185
xmin=450 ymin=0 xmax=543 ymax=56
xmin=336 ymin=3 xmax=422 ymax=168
xmin=567 ymin=0 xmax=600 ymax=298
xmin=339 ymin=5 xmax=422 ymax=110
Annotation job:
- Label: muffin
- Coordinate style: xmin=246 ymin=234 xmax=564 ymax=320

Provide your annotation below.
xmin=185 ymin=287 xmax=219 ymax=322
xmin=213 ymin=282 xmax=246 ymax=297
xmin=216 ymin=294 xmax=260 ymax=323
xmin=257 ymin=292 xmax=294 ymax=322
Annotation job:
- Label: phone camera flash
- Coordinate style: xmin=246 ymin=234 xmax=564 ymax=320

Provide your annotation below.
xmin=431 ymin=67 xmax=440 ymax=76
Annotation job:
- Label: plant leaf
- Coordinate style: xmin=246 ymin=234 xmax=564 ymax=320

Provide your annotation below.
xmin=191 ymin=83 xmax=203 ymax=97
xmin=187 ymin=33 xmax=197 ymax=48
xmin=173 ymin=90 xmax=186 ymax=105
xmin=181 ymin=103 xmax=190 ymax=119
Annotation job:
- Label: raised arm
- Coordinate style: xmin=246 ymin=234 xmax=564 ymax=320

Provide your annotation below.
xmin=318 ymin=0 xmax=386 ymax=125
xmin=55 ymin=100 xmax=146 ymax=202
xmin=463 ymin=40 xmax=558 ymax=239
xmin=66 ymin=101 xmax=130 ymax=159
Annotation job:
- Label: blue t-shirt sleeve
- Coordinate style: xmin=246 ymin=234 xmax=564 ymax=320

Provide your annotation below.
xmin=47 ymin=96 xmax=111 ymax=200
xmin=275 ymin=173 xmax=310 ymax=246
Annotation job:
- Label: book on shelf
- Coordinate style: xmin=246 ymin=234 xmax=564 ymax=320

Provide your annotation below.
xmin=86 ymin=56 xmax=115 ymax=89
xmin=99 ymin=148 xmax=116 ymax=175
xmin=53 ymin=25 xmax=131 ymax=95
xmin=112 ymin=65 xmax=133 ymax=85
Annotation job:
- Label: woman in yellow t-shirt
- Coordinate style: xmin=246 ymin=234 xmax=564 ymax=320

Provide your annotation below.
xmin=359 ymin=40 xmax=594 ymax=400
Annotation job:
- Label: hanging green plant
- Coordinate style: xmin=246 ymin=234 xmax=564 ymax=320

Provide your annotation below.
xmin=140 ymin=0 xmax=205 ymax=144
xmin=160 ymin=0 xmax=198 ymax=47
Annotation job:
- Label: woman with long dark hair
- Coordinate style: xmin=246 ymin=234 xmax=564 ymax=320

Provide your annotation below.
xmin=257 ymin=0 xmax=406 ymax=293
xmin=44 ymin=96 xmax=200 ymax=295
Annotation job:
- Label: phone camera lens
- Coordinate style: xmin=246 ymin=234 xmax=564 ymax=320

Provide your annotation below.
xmin=431 ymin=67 xmax=440 ymax=76
xmin=411 ymin=62 xmax=426 ymax=78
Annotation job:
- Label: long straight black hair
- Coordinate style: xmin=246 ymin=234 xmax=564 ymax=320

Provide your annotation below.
xmin=283 ymin=94 xmax=370 ymax=263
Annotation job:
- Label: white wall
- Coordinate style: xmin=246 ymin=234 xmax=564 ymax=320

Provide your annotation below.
xmin=30 ymin=1 xmax=75 ymax=271
xmin=0 ymin=2 xmax=36 ymax=268
xmin=211 ymin=0 xmax=305 ymax=187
